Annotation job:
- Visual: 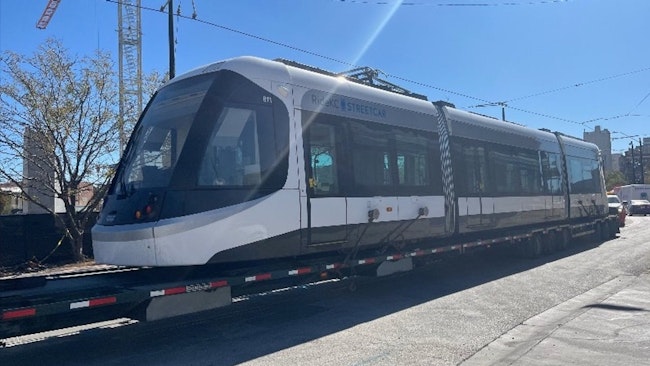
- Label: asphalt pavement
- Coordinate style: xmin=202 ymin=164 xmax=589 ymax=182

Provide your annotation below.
xmin=462 ymin=272 xmax=650 ymax=366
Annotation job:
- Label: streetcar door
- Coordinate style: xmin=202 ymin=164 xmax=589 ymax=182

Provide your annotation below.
xmin=303 ymin=119 xmax=348 ymax=247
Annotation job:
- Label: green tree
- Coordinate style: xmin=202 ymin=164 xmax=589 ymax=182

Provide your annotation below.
xmin=0 ymin=38 xmax=165 ymax=262
xmin=605 ymin=171 xmax=627 ymax=192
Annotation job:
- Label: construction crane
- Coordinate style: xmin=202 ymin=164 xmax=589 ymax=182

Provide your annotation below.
xmin=117 ymin=0 xmax=143 ymax=153
xmin=36 ymin=0 xmax=62 ymax=29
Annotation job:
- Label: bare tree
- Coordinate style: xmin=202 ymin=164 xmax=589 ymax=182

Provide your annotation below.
xmin=0 ymin=38 xmax=120 ymax=262
xmin=122 ymin=68 xmax=168 ymax=145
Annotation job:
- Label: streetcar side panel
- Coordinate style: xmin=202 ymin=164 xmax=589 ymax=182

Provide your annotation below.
xmin=290 ymin=71 xmax=451 ymax=253
xmin=443 ymin=108 xmax=568 ymax=234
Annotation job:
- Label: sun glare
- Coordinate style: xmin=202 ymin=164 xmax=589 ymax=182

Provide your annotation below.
xmin=349 ymin=0 xmax=403 ymax=66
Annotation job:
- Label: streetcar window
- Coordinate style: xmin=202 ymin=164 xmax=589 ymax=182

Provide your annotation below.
xmin=350 ymin=122 xmax=393 ymax=189
xmin=490 ymin=147 xmax=516 ymax=194
xmin=540 ymin=152 xmax=563 ymax=195
xmin=567 ymin=156 xmax=601 ymax=194
xmin=198 ymin=106 xmax=262 ymax=186
xmin=309 ymin=123 xmax=339 ymax=195
xmin=518 ymin=149 xmax=542 ymax=194
xmin=305 ymin=113 xmax=442 ymax=196
xmin=488 ymin=144 xmax=545 ymax=196
xmin=462 ymin=145 xmax=488 ymax=195
xmin=395 ymin=132 xmax=428 ymax=187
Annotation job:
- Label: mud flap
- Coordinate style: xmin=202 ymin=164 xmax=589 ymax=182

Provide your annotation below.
xmin=144 ymin=286 xmax=232 ymax=321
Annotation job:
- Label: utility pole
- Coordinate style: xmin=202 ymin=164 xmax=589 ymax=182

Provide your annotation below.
xmin=168 ymin=0 xmax=175 ymax=79
xmin=630 ymin=141 xmax=636 ymax=184
xmin=640 ymin=138 xmax=644 ymax=184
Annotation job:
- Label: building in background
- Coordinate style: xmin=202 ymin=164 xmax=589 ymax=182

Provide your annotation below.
xmin=612 ymin=153 xmax=622 ymax=172
xmin=21 ymin=127 xmax=95 ymax=214
xmin=22 ymin=127 xmax=64 ymax=214
xmin=584 ymin=125 xmax=612 ymax=172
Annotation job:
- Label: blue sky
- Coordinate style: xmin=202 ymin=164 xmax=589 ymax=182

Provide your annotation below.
xmin=1 ymin=0 xmax=648 ymax=154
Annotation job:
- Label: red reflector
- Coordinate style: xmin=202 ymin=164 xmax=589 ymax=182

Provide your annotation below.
xmin=89 ymin=297 xmax=117 ymax=307
xmin=257 ymin=273 xmax=272 ymax=281
xmin=210 ymin=280 xmax=228 ymax=288
xmin=166 ymin=287 xmax=187 ymax=295
xmin=3 ymin=308 xmax=36 ymax=320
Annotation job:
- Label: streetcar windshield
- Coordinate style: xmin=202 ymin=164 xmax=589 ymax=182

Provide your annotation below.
xmin=115 ymin=76 xmax=213 ymax=195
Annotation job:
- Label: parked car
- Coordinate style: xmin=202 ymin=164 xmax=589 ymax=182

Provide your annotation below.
xmin=627 ymin=199 xmax=650 ymax=216
xmin=607 ymin=195 xmax=626 ymax=227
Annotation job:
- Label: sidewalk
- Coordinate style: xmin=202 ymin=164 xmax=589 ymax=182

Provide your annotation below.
xmin=462 ymin=273 xmax=650 ymax=366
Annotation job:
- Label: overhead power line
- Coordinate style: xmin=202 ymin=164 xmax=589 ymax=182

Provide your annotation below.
xmin=468 ymin=66 xmax=650 ymax=128
xmin=384 ymin=73 xmax=492 ymax=103
xmin=107 ymin=0 xmax=352 ymax=66
xmin=625 ymin=89 xmax=650 ymax=116
xmin=507 ymin=66 xmax=650 ymax=103
xmin=335 ymin=0 xmax=570 ymax=6
xmin=106 ymin=0 xmax=489 ymax=103
xmin=506 ymin=105 xmax=584 ymax=126
xmin=106 ymin=0 xmax=642 ymax=134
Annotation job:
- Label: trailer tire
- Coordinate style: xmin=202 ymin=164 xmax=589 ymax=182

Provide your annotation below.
xmin=608 ymin=219 xmax=619 ymax=239
xmin=542 ymin=231 xmax=556 ymax=254
xmin=557 ymin=228 xmax=570 ymax=250
xmin=593 ymin=223 xmax=601 ymax=243
xmin=525 ymin=234 xmax=543 ymax=258
xmin=599 ymin=221 xmax=609 ymax=242
xmin=593 ymin=222 xmax=607 ymax=243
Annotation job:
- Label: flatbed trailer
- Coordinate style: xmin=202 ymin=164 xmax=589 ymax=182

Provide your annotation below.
xmin=0 ymin=218 xmax=617 ymax=340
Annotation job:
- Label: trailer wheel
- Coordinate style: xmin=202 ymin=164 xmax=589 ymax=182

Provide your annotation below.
xmin=599 ymin=221 xmax=609 ymax=242
xmin=525 ymin=234 xmax=543 ymax=258
xmin=593 ymin=222 xmax=604 ymax=243
xmin=557 ymin=228 xmax=570 ymax=251
xmin=542 ymin=231 xmax=556 ymax=254
xmin=608 ymin=219 xmax=619 ymax=239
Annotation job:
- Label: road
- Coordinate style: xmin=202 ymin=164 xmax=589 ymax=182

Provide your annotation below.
xmin=2 ymin=217 xmax=650 ymax=365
